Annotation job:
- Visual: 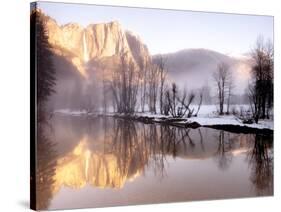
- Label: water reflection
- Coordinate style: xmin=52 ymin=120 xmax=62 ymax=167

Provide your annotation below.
xmin=36 ymin=118 xmax=57 ymax=210
xmin=36 ymin=116 xmax=273 ymax=210
xmin=214 ymin=131 xmax=234 ymax=170
xmin=248 ymin=134 xmax=273 ymax=195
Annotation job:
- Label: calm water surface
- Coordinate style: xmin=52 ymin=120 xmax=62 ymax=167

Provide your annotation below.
xmin=36 ymin=115 xmax=273 ymax=210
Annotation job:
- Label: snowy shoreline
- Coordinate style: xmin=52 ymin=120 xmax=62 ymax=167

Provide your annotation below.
xmin=108 ymin=113 xmax=273 ymax=133
xmin=54 ymin=107 xmax=273 ymax=134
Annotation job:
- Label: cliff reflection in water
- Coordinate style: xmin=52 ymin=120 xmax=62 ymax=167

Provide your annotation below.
xmin=36 ymin=116 xmax=273 ymax=210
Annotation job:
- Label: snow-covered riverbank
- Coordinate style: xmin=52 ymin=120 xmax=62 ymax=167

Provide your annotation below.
xmin=54 ymin=105 xmax=273 ymax=132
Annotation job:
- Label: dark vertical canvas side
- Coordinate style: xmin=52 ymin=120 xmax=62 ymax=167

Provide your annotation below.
xmin=30 ymin=2 xmax=37 ymax=211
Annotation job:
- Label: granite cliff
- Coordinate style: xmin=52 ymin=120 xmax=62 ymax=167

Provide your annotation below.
xmin=42 ymin=11 xmax=150 ymax=77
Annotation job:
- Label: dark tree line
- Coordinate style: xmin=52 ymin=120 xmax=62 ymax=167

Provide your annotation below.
xmin=31 ymin=10 xmax=56 ymax=122
xmin=248 ymin=37 xmax=273 ymax=123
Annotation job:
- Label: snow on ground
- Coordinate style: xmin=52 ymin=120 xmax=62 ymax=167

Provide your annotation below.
xmin=55 ymin=109 xmax=88 ymax=116
xmin=188 ymin=116 xmax=273 ymax=130
xmin=187 ymin=105 xmax=273 ymax=130
xmin=54 ymin=105 xmax=273 ymax=130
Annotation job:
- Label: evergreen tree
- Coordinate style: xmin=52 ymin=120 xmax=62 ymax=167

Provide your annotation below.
xmin=31 ymin=10 xmax=56 ymax=114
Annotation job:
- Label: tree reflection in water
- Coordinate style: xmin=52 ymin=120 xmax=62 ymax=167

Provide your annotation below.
xmin=248 ymin=134 xmax=273 ymax=195
xmin=111 ymin=119 xmax=148 ymax=181
xmin=36 ymin=116 xmax=57 ymax=210
xmin=112 ymin=120 xmax=207 ymax=179
xmin=110 ymin=119 xmax=168 ymax=180
xmin=214 ymin=131 xmax=234 ymax=170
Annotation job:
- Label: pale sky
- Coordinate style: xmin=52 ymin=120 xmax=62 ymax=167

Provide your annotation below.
xmin=37 ymin=1 xmax=273 ymax=55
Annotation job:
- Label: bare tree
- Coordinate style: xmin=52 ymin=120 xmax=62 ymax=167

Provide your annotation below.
xmin=164 ymin=83 xmax=178 ymax=117
xmin=148 ymin=64 xmax=160 ymax=114
xmin=110 ymin=52 xmax=140 ymax=114
xmin=154 ymin=55 xmax=167 ymax=115
xmin=163 ymin=85 xmax=170 ymax=116
xmin=226 ymin=73 xmax=234 ymax=115
xmin=171 ymin=83 xmax=177 ymax=116
xmin=101 ymin=65 xmax=110 ymax=114
xmin=248 ymin=37 xmax=273 ymax=123
xmin=164 ymin=83 xmax=195 ymax=118
xmin=213 ymin=62 xmax=231 ymax=115
xmin=177 ymin=90 xmax=195 ymax=118
xmin=248 ymin=83 xmax=259 ymax=122
xmin=139 ymin=59 xmax=149 ymax=113
xmin=195 ymin=91 xmax=203 ymax=117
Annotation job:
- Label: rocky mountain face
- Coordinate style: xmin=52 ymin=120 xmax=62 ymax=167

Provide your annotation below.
xmin=43 ymin=11 xmax=150 ymax=77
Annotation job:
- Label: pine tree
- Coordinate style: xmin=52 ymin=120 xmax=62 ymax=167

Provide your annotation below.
xmin=31 ymin=10 xmax=56 ymax=113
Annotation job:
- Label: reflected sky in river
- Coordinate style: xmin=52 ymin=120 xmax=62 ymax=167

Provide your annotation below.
xmin=36 ymin=115 xmax=273 ymax=210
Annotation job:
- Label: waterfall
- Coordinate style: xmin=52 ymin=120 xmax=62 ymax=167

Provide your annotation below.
xmin=83 ymin=31 xmax=89 ymax=62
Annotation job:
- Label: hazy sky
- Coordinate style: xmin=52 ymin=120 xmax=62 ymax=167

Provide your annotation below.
xmin=37 ymin=2 xmax=273 ymax=55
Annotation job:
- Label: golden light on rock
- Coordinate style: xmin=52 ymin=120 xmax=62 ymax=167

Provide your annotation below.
xmin=51 ymin=136 xmax=143 ymax=195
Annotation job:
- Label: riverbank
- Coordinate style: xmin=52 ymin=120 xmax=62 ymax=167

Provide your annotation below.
xmin=108 ymin=112 xmax=273 ymax=134
xmin=54 ymin=107 xmax=273 ymax=135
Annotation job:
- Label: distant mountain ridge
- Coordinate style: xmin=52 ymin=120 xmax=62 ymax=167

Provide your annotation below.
xmin=153 ymin=48 xmax=252 ymax=93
